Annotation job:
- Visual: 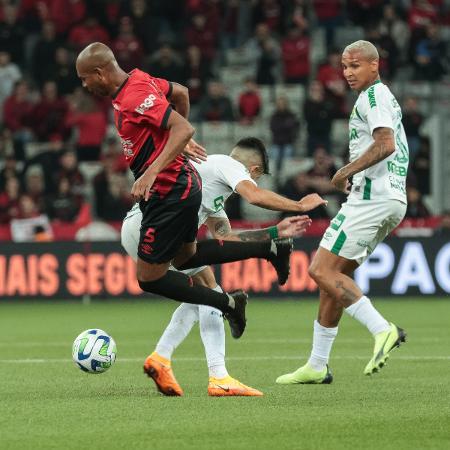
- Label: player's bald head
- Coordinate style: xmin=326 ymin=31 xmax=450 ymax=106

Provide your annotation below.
xmin=76 ymin=42 xmax=128 ymax=97
xmin=76 ymin=42 xmax=117 ymax=73
xmin=343 ymin=40 xmax=379 ymax=61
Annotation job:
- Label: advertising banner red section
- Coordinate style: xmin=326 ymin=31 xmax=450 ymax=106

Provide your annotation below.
xmin=0 ymin=238 xmax=449 ymax=299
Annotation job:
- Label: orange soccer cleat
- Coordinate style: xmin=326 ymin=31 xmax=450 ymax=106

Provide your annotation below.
xmin=143 ymin=352 xmax=184 ymax=396
xmin=208 ymin=375 xmax=263 ymax=397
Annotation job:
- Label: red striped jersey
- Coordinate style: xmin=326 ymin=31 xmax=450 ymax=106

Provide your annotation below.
xmin=112 ymin=69 xmax=200 ymax=200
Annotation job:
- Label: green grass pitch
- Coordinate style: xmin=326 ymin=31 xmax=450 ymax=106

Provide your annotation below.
xmin=1 ymin=298 xmax=449 ymax=450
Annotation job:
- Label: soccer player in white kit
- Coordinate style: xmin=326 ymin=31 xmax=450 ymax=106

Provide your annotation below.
xmin=122 ymin=137 xmax=326 ymax=396
xmin=277 ymin=40 xmax=409 ymax=385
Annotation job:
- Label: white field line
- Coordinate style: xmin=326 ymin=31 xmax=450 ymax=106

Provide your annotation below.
xmin=1 ymin=355 xmax=450 ymax=364
xmin=0 ymin=337 xmax=447 ymax=347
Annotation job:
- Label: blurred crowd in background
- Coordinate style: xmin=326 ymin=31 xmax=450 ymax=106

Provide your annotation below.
xmin=0 ymin=0 xmax=449 ymax=241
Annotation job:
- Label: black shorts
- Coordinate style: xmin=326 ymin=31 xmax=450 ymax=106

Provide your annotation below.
xmin=138 ymin=190 xmax=201 ymax=264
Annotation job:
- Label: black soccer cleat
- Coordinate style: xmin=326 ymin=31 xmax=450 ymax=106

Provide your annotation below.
xmin=224 ymin=290 xmax=248 ymax=339
xmin=267 ymin=238 xmax=293 ymax=286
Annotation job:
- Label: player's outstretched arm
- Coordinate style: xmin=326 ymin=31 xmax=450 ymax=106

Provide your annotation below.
xmin=206 ymin=216 xmax=311 ymax=242
xmin=131 ymin=110 xmax=194 ymax=201
xmin=331 ymin=127 xmax=395 ymax=193
xmin=235 ymin=180 xmax=327 ymax=213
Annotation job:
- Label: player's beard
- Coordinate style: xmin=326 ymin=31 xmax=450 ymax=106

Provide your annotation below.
xmin=90 ymin=84 xmax=109 ymax=97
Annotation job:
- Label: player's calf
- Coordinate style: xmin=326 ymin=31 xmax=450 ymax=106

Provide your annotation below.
xmin=138 ymin=271 xmax=248 ymax=338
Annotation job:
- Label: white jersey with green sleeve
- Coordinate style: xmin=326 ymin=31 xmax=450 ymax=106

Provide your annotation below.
xmin=191 ymin=154 xmax=256 ymax=226
xmin=347 ymin=80 xmax=409 ymax=204
xmin=121 ymin=154 xmax=256 ymax=269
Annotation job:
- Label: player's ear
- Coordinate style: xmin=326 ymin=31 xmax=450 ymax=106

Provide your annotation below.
xmin=94 ymin=67 xmax=104 ymax=80
xmin=370 ymin=59 xmax=379 ymax=73
xmin=250 ymin=165 xmax=263 ymax=179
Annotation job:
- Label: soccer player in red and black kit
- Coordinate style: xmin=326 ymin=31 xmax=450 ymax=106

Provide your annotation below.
xmin=76 ymin=42 xmax=293 ymax=339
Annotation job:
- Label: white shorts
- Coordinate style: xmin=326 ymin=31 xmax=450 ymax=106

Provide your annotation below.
xmin=320 ymin=199 xmax=406 ymax=265
xmin=121 ymin=205 xmax=207 ymax=277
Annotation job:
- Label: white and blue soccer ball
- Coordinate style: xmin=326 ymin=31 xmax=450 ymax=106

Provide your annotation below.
xmin=72 ymin=329 xmax=117 ymax=374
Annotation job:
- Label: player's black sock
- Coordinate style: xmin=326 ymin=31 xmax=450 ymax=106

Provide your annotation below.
xmin=177 ymin=239 xmax=273 ymax=270
xmin=138 ymin=270 xmax=232 ymax=313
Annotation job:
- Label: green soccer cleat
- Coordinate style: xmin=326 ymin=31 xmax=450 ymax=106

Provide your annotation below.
xmin=364 ymin=322 xmax=407 ymax=376
xmin=276 ymin=363 xmax=333 ymax=385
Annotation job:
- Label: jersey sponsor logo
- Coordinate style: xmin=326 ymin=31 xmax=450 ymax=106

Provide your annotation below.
xmin=149 ymin=79 xmax=164 ymax=98
xmin=387 ymin=161 xmax=407 ymax=177
xmin=388 ymin=175 xmax=406 ymax=193
xmin=349 ymin=128 xmax=359 ymax=141
xmin=367 ymin=86 xmax=377 ymax=108
xmin=135 ymin=94 xmax=157 ymax=114
xmin=120 ymin=138 xmax=134 ymax=157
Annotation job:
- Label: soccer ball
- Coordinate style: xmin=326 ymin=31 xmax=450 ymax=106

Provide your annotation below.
xmin=72 ymin=329 xmax=117 ymax=373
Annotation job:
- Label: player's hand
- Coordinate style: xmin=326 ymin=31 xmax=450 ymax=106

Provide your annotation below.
xmin=131 ymin=169 xmax=157 ymax=201
xmin=184 ymin=138 xmax=207 ymax=163
xmin=276 ymin=215 xmax=312 ymax=238
xmin=298 ymin=193 xmax=328 ymax=212
xmin=331 ymin=170 xmax=351 ymax=194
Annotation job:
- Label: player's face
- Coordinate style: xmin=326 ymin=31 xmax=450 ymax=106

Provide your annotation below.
xmin=341 ymin=51 xmax=378 ymax=91
xmin=76 ymin=67 xmax=110 ymax=97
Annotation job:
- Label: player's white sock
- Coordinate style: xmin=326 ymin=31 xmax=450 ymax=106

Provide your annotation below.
xmin=307 ymin=320 xmax=338 ymax=371
xmin=199 ymin=285 xmax=228 ymax=379
xmin=345 ymin=296 xmax=390 ymax=336
xmin=155 ymin=303 xmax=199 ymax=360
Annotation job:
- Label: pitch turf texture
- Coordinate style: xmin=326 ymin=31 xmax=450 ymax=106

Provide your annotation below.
xmin=1 ymin=299 xmax=449 ymax=450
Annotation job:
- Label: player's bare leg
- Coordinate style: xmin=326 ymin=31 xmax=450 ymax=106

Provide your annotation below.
xmin=309 ymin=248 xmax=406 ymax=375
xmin=309 ymin=248 xmax=362 ymax=308
xmin=276 ymin=260 xmax=354 ymax=385
xmin=300 ymin=261 xmax=356 ymax=382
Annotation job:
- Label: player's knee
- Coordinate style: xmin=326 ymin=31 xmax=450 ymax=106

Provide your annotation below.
xmin=136 ymin=265 xmax=167 ymax=284
xmin=308 ymin=261 xmax=325 ymax=283
xmin=172 ymin=242 xmax=196 ymax=269
xmin=138 ymin=276 xmax=165 ymax=293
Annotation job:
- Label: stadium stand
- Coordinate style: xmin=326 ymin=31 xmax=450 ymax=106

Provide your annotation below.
xmin=0 ymin=0 xmax=449 ymax=241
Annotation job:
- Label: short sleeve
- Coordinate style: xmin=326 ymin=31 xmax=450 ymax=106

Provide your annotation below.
xmin=127 ymin=83 xmax=172 ymax=129
xmin=215 ymin=157 xmax=256 ymax=192
xmin=153 ymin=77 xmax=173 ymax=98
xmin=209 ymin=208 xmax=229 ymax=220
xmin=365 ymin=86 xmax=394 ymax=136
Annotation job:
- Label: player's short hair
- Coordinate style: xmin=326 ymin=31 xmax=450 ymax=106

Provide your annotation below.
xmin=344 ymin=40 xmax=379 ymax=61
xmin=235 ymin=137 xmax=270 ymax=175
